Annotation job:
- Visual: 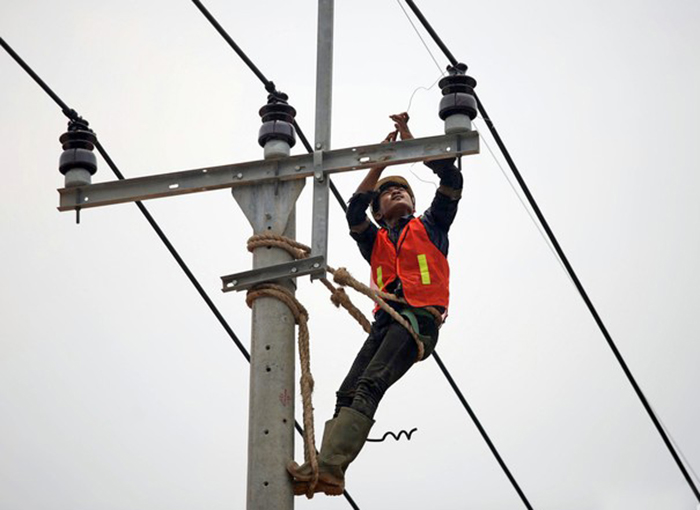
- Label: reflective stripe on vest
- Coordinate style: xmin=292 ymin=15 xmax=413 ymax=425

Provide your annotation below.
xmin=417 ymin=254 xmax=431 ymax=285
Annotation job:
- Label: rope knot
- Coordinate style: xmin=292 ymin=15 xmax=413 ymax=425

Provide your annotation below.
xmin=331 ymin=266 xmax=353 ymax=287
xmin=329 ymin=287 xmax=349 ymax=308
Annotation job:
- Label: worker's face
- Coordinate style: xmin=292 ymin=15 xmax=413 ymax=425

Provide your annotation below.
xmin=377 ymin=185 xmax=414 ymax=223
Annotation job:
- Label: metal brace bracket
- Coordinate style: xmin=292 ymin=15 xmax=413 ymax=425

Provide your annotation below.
xmin=311 ymin=145 xmax=329 ymax=281
xmin=221 ymin=255 xmax=326 ymax=292
xmin=313 ymin=149 xmax=324 ymax=182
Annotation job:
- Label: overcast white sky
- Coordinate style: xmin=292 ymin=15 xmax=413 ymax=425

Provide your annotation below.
xmin=2 ymin=1 xmax=700 ymax=509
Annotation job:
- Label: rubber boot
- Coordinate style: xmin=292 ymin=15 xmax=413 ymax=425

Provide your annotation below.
xmin=288 ymin=407 xmax=374 ymax=497
xmin=287 ymin=417 xmax=337 ymax=483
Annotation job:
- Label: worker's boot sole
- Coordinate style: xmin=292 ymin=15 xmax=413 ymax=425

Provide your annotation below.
xmin=292 ymin=478 xmax=344 ymax=496
xmin=288 ymin=461 xmax=344 ymax=496
xmin=286 ymin=461 xmax=315 ymax=482
xmin=288 ymin=408 xmax=373 ymax=498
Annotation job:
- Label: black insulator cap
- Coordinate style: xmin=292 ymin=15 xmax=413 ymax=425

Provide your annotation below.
xmin=59 ymin=129 xmax=96 ymax=151
xmin=59 ymin=148 xmax=97 ymax=175
xmin=438 ymin=74 xmax=477 ymax=96
xmin=258 ymin=92 xmax=297 ymax=148
xmin=439 ymin=93 xmax=478 ymax=120
xmin=258 ymin=121 xmax=296 ymax=147
xmin=438 ymin=62 xmax=478 ymax=120
xmin=59 ymin=121 xmax=98 ymax=175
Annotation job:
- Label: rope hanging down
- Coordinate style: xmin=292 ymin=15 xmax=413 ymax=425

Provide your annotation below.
xmin=245 ymin=282 xmax=319 ymax=497
xmin=244 ymin=232 xmax=440 ymax=496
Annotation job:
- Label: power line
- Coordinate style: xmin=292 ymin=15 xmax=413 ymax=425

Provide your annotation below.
xmin=394 ymin=1 xmax=563 ymax=276
xmin=433 ymin=351 xmax=534 ymax=509
xmin=1 ymin=37 xmax=80 ymax=122
xmin=190 ymin=0 xmax=348 ymax=214
xmin=651 ymin=403 xmax=700 ymax=487
xmin=191 ymin=0 xmax=275 ymax=92
xmin=389 ymin=10 xmax=567 ymax=280
xmin=403 ymin=0 xmax=458 ymax=66
xmin=1 ymin=35 xmax=361 ymax=510
xmin=391 ymin=6 xmax=536 ymax=508
xmin=399 ymin=0 xmax=700 ymax=503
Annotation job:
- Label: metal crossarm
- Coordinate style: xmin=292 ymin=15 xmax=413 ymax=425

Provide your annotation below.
xmin=57 ymin=132 xmax=478 ymax=212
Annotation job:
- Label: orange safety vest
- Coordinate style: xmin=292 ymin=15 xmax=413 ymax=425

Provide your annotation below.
xmin=370 ymin=218 xmax=450 ymax=311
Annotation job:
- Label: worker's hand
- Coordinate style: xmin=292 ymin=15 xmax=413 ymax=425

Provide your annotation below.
xmin=365 ymin=130 xmax=397 ymax=178
xmin=390 ymin=112 xmax=413 ymax=140
xmin=381 ymin=129 xmax=398 ymax=144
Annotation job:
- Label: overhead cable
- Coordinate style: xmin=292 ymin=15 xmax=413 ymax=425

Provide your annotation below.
xmin=395 ymin=2 xmax=561 ymax=272
xmin=399 ymin=0 xmax=700 ymax=503
xmin=433 ymin=351 xmax=533 ymax=510
xmin=190 ymin=0 xmax=349 ymax=213
xmin=1 ymin=37 xmax=81 ymax=122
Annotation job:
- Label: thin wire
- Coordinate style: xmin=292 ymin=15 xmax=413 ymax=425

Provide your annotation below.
xmin=405 ymin=72 xmax=443 ymax=114
xmin=395 ymin=0 xmax=445 ymax=75
xmin=378 ymin=11 xmax=532 ymax=505
xmin=473 ymin=118 xmax=571 ymax=281
xmin=651 ymin=404 xmax=700 ymax=486
xmin=397 ymin=0 xmax=570 ymax=288
xmin=395 ymin=0 xmax=700 ymax=502
xmin=408 ymin=162 xmax=438 ymax=190
xmin=400 ymin=72 xmax=443 ymax=190
xmin=477 ymin=91 xmax=700 ymax=504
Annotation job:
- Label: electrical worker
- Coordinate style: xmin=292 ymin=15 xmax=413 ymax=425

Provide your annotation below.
xmin=288 ymin=112 xmax=462 ymax=496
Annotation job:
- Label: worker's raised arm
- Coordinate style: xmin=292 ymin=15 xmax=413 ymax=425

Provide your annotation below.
xmin=354 ymin=129 xmax=397 ymax=193
xmin=354 ymin=112 xmax=413 ymax=193
xmin=347 ymin=113 xmax=415 ymax=239
xmin=422 ymin=157 xmax=462 ymax=233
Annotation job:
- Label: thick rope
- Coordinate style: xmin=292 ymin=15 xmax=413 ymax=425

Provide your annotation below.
xmin=328 ymin=266 xmax=427 ymax=361
xmin=247 ymin=232 xmax=311 ymax=260
xmin=247 ymin=233 xmax=431 ymax=358
xmin=319 ymin=277 xmax=372 ymax=334
xmin=248 ymin=233 xmax=373 ymax=333
xmin=245 ymin=282 xmax=318 ymax=498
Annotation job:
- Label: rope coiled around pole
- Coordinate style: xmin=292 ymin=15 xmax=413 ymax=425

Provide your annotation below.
xmin=245 ymin=281 xmax=318 ymax=497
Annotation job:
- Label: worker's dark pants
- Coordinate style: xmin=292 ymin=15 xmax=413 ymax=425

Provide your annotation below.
xmin=334 ymin=310 xmax=439 ymax=420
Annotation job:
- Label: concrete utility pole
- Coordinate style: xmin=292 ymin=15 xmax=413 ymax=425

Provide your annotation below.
xmin=234 ymin=3 xmax=334 ymax=508
xmin=232 ymin=175 xmax=303 ymax=510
